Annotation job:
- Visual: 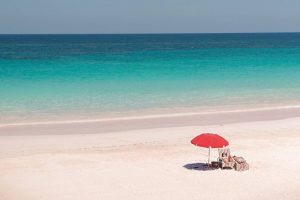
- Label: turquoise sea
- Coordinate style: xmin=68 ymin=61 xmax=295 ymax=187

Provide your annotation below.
xmin=1 ymin=33 xmax=300 ymax=124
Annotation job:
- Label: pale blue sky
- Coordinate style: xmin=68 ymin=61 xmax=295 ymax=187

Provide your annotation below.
xmin=1 ymin=0 xmax=299 ymax=34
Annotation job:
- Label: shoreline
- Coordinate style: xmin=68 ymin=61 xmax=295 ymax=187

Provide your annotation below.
xmin=2 ymin=104 xmax=300 ymax=128
xmin=1 ymin=105 xmax=300 ymax=136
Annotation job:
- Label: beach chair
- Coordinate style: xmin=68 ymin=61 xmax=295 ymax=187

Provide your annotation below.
xmin=218 ymin=148 xmax=235 ymax=169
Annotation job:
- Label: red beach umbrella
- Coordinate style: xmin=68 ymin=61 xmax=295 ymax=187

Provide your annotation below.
xmin=191 ymin=133 xmax=229 ymax=164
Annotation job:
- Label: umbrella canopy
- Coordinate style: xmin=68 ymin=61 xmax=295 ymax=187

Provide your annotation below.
xmin=191 ymin=133 xmax=229 ymax=148
xmin=191 ymin=133 xmax=229 ymax=164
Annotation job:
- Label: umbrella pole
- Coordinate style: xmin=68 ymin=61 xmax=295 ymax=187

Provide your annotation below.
xmin=208 ymin=146 xmax=211 ymax=166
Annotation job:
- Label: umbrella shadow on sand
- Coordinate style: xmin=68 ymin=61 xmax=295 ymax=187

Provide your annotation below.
xmin=183 ymin=163 xmax=218 ymax=171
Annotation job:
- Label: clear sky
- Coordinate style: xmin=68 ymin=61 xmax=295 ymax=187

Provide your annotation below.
xmin=1 ymin=0 xmax=299 ymax=34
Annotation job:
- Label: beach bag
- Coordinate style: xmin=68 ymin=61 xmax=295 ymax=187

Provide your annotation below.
xmin=233 ymin=156 xmax=249 ymax=171
xmin=234 ymin=156 xmax=246 ymax=164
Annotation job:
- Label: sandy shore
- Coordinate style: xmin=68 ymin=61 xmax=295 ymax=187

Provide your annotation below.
xmin=1 ymin=109 xmax=300 ymax=200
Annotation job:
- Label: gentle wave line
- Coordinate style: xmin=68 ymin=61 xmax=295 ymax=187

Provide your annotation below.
xmin=1 ymin=105 xmax=300 ymax=128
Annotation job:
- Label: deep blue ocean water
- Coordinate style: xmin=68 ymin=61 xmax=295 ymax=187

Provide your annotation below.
xmin=1 ymin=33 xmax=300 ymax=123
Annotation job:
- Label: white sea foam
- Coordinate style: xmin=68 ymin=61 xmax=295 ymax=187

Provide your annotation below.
xmin=1 ymin=104 xmax=300 ymax=128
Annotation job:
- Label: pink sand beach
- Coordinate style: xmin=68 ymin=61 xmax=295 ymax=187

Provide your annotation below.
xmin=1 ymin=107 xmax=300 ymax=200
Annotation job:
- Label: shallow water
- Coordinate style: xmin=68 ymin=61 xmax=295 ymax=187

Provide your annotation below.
xmin=1 ymin=33 xmax=300 ymax=123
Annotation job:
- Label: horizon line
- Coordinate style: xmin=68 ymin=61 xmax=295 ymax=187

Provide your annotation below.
xmin=1 ymin=31 xmax=300 ymax=35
